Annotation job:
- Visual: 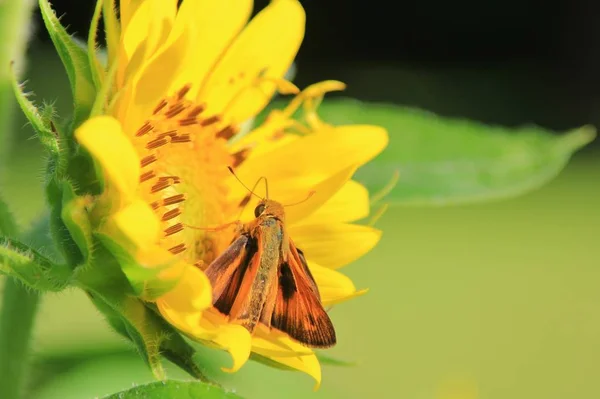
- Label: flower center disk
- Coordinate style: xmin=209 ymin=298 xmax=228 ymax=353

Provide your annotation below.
xmin=133 ymin=85 xmax=249 ymax=265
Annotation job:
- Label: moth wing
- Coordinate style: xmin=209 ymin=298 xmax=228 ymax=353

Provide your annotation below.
xmin=205 ymin=234 xmax=257 ymax=315
xmin=271 ymin=239 xmax=336 ymax=348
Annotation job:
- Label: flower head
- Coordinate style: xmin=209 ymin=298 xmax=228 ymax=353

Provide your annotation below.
xmin=67 ymin=0 xmax=386 ymax=388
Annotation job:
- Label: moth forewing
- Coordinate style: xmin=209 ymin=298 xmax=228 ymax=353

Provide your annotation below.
xmin=204 ymin=234 xmax=249 ymax=300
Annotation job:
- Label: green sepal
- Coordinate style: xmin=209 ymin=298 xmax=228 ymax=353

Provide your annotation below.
xmin=77 ymin=245 xmax=165 ymax=379
xmin=77 ymin=246 xmax=210 ymax=381
xmin=39 ymin=0 xmax=96 ymax=130
xmin=91 ymin=52 xmax=119 ymax=117
xmin=101 ymin=380 xmax=243 ymax=399
xmin=10 ymin=68 xmax=60 ymax=157
xmin=249 ymin=353 xmax=297 ymax=371
xmin=45 ymin=177 xmax=84 ymax=268
xmin=102 ymin=0 xmax=120 ymax=69
xmin=67 ymin=145 xmax=104 ymax=195
xmin=249 ymin=351 xmax=354 ymax=373
xmin=60 ymin=182 xmax=93 ymax=264
xmin=144 ymin=303 xmax=212 ymax=382
xmin=87 ymin=0 xmax=105 ymax=90
xmin=315 ymin=353 xmax=357 ymax=367
xmin=96 ymin=232 xmax=179 ymax=301
xmin=0 ymin=236 xmax=71 ymax=291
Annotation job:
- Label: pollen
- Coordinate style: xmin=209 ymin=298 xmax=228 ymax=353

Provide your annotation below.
xmin=162 ymin=208 xmax=182 ymax=221
xmin=168 ymin=243 xmax=187 ymax=255
xmin=141 ymin=154 xmax=157 ymax=167
xmin=164 ymin=223 xmax=184 ymax=236
xmin=130 ymin=85 xmax=257 ymax=266
xmin=140 ymin=170 xmax=156 ymax=182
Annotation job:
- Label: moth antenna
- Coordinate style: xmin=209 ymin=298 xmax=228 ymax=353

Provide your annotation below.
xmin=264 ymin=176 xmax=269 ymax=200
xmin=283 ymin=190 xmax=316 ymax=207
xmin=368 ymin=203 xmax=389 ymax=227
xmin=370 ymin=169 xmax=400 ymax=206
xmin=228 ymin=166 xmax=264 ymax=200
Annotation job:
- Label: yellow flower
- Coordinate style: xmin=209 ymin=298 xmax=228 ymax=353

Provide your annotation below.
xmin=76 ymin=0 xmax=387 ymax=388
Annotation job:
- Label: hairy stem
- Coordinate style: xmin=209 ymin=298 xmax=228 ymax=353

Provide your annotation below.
xmin=0 ymin=0 xmax=36 ymax=174
xmin=0 ymin=2 xmax=40 ymax=397
xmin=0 ymin=278 xmax=40 ymax=399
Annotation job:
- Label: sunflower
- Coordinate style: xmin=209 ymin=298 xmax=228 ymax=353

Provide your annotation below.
xmin=75 ymin=0 xmax=387 ymax=387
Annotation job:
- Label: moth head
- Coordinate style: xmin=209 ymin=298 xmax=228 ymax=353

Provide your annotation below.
xmin=254 ymin=199 xmax=285 ymax=219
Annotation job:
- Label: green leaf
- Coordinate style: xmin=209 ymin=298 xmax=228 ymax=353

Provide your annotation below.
xmin=0 ymin=236 xmax=71 ymax=291
xmin=0 ymin=0 xmax=37 ymax=167
xmin=39 ymin=0 xmax=96 ymax=129
xmin=102 ymin=380 xmax=242 ymax=399
xmin=316 ymin=99 xmax=596 ymax=205
xmin=77 ymin=246 xmax=210 ymax=382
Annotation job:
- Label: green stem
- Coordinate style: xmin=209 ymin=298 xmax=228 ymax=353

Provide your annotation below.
xmin=0 ymin=278 xmax=40 ymax=399
xmin=0 ymin=0 xmax=37 ymax=174
xmin=0 ymin=2 xmax=42 ymax=397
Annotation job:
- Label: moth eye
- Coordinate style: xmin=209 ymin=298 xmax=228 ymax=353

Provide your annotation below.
xmin=254 ymin=203 xmax=266 ymax=218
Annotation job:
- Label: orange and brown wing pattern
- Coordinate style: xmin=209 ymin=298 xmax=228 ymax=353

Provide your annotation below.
xmin=205 ymin=234 xmax=255 ymax=315
xmin=270 ymin=240 xmax=336 ymax=348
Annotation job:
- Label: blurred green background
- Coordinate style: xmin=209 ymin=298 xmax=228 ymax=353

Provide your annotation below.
xmin=1 ymin=37 xmax=598 ymax=398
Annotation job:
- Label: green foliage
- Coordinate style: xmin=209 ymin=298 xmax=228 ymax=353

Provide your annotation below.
xmin=102 ymin=380 xmax=243 ymax=399
xmin=76 ymin=246 xmax=210 ymax=382
xmin=0 ymin=236 xmax=71 ymax=291
xmin=0 ymin=194 xmax=17 ymax=237
xmin=38 ymin=0 xmax=96 ymax=129
xmin=315 ymin=99 xmax=596 ymax=205
xmin=87 ymin=0 xmax=105 ymax=90
xmin=96 ymin=233 xmax=178 ymax=301
xmin=45 ymin=176 xmax=84 ymax=267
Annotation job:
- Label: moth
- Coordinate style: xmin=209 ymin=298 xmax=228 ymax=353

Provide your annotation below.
xmin=203 ymin=169 xmax=336 ymax=348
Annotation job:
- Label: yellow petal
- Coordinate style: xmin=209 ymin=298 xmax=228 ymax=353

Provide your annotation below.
xmin=200 ymin=310 xmax=253 ymax=372
xmin=75 ymin=116 xmax=140 ymax=200
xmin=308 ymin=261 xmax=367 ymax=306
xmin=121 ymin=8 xmax=192 ymax=133
xmin=119 ymin=0 xmax=177 ymax=87
xmin=120 ymin=0 xmax=144 ymax=31
xmin=232 ymin=164 xmax=356 ymax=224
xmin=284 ymin=165 xmax=357 ymax=224
xmin=252 ymin=325 xmax=322 ymax=390
xmin=197 ymin=0 xmax=305 ymax=123
xmin=158 ymin=282 xmax=252 ymax=373
xmin=289 ymin=223 xmax=382 ymax=269
xmin=121 ymin=0 xmax=176 ymax=60
xmin=298 ymin=180 xmax=370 ymax=225
xmin=235 ymin=125 xmax=387 ymax=196
xmin=169 ymin=0 xmax=253 ymax=99
xmin=229 ymin=110 xmax=295 ymax=154
xmin=156 ymin=265 xmax=211 ymax=319
xmin=107 ymin=200 xmax=161 ymax=250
